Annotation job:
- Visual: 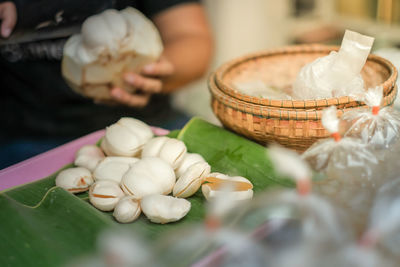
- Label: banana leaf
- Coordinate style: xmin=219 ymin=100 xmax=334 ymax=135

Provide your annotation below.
xmin=177 ymin=118 xmax=293 ymax=191
xmin=0 ymin=188 xmax=114 ymax=266
xmin=0 ymin=118 xmax=291 ymax=266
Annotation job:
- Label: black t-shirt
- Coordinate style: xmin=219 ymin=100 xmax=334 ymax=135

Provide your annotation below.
xmin=0 ymin=0 xmax=198 ymax=140
xmin=11 ymin=0 xmax=197 ymax=28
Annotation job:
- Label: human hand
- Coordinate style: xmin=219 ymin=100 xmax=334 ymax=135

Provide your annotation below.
xmin=0 ymin=2 xmax=17 ymax=38
xmin=110 ymin=56 xmax=175 ymax=107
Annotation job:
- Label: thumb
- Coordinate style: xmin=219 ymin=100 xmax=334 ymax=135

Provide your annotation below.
xmin=0 ymin=3 xmax=17 ymax=38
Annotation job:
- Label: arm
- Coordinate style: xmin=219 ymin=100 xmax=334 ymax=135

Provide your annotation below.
xmin=152 ymin=2 xmax=213 ymax=92
xmin=110 ymin=3 xmax=213 ymax=106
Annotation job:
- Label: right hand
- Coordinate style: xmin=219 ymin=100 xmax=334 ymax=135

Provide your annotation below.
xmin=110 ymin=56 xmax=175 ymax=107
xmin=0 ymin=1 xmax=16 ymax=38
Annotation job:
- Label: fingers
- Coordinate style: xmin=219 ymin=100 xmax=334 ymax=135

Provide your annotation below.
xmin=0 ymin=2 xmax=17 ymax=38
xmin=110 ymin=87 xmax=151 ymax=108
xmin=123 ymin=72 xmax=162 ymax=93
xmin=141 ymin=57 xmax=175 ymax=76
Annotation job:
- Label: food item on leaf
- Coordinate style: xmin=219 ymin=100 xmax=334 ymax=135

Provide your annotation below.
xmin=175 ymin=152 xmax=206 ymax=178
xmin=89 ymin=180 xmax=125 ymax=211
xmin=62 ymin=8 xmax=163 ymax=102
xmin=55 ymin=167 xmax=94 ymax=193
xmin=140 ymin=194 xmax=191 ymax=224
xmin=63 ymin=116 xmax=263 ymax=227
xmin=141 ymin=136 xmax=187 ymax=170
xmin=101 ymin=117 xmax=153 ymax=157
xmin=201 ymin=172 xmax=254 ymax=201
xmin=93 ymin=156 xmax=139 ymax=183
xmin=121 ymin=157 xmax=176 ymax=198
xmin=292 ymin=30 xmax=374 ymax=99
xmin=74 ymin=145 xmax=105 ymax=172
xmin=113 ymin=196 xmax=141 ymax=223
xmin=173 ymin=161 xmax=211 ymax=198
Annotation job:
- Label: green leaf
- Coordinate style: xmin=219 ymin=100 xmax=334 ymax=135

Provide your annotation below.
xmin=0 ymin=187 xmax=114 ymax=267
xmin=0 ymin=117 xmax=290 ymax=266
xmin=177 ymin=117 xmax=293 ymax=191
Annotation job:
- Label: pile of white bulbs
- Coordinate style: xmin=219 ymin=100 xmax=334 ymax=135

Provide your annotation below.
xmin=55 ymin=117 xmax=253 ymax=224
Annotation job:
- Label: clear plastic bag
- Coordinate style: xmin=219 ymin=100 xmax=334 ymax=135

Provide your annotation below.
xmin=319 ymin=245 xmax=395 ymax=267
xmin=341 ymin=86 xmax=400 ymax=180
xmin=151 ymin=224 xmax=267 ymax=267
xmin=228 ymin=145 xmax=351 ymax=250
xmin=362 ymin=178 xmax=400 ymax=260
xmin=221 ymin=189 xmax=353 ymax=267
xmin=342 ymin=86 xmax=400 ymax=150
xmin=292 ymin=30 xmax=374 ymax=100
xmin=302 ymin=106 xmax=382 ymax=233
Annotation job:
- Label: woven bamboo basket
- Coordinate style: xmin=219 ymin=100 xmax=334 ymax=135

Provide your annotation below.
xmin=209 ymin=44 xmax=398 ymax=152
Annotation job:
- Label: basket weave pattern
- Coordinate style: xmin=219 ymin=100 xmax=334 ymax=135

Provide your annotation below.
xmin=209 ymin=44 xmax=398 ymax=152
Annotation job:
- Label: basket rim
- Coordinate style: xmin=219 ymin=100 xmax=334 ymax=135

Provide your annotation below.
xmin=209 ymin=73 xmax=398 ymax=121
xmin=214 ymin=44 xmax=398 ymax=108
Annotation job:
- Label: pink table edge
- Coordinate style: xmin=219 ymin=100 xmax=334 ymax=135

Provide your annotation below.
xmin=0 ymin=127 xmax=170 ymax=192
xmin=0 ymin=130 xmax=106 ymax=191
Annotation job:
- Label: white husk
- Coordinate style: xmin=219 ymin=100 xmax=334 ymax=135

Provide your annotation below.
xmin=61 ymin=7 xmax=163 ymax=101
xmin=121 ymin=157 xmax=175 ymax=198
xmin=175 ymin=152 xmax=206 ymax=178
xmin=322 ymin=106 xmax=339 ymax=134
xmin=89 ymin=180 xmax=125 ymax=211
xmin=206 ymin=181 xmax=250 ymax=218
xmin=268 ymin=144 xmax=311 ymax=182
xmin=141 ymin=136 xmax=168 ymax=158
xmin=113 ymin=196 xmax=141 ymax=223
xmin=101 ymin=117 xmax=153 ymax=157
xmin=141 ymin=137 xmax=187 ymax=169
xmin=173 ymin=162 xmax=211 ymax=198
xmin=93 ymin=156 xmax=139 ymax=183
xmin=55 ymin=167 xmax=94 ymax=193
xmin=74 ymin=145 xmax=105 ymax=172
xmin=140 ymin=194 xmax=191 ymax=224
xmin=202 ymin=173 xmax=253 ymax=201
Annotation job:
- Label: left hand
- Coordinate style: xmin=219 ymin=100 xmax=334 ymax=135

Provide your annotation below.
xmin=110 ymin=56 xmax=175 ymax=107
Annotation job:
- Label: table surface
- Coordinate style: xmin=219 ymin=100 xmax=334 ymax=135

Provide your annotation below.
xmin=0 ymin=130 xmax=105 ymax=191
xmin=0 ymin=127 xmax=170 ymax=191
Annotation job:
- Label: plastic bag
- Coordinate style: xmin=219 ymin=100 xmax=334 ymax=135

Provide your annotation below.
xmin=150 ymin=186 xmax=267 ymax=267
xmin=302 ymin=106 xmax=382 ymax=233
xmin=292 ymin=30 xmax=374 ymax=100
xmin=341 ymin=86 xmax=400 ymax=180
xmin=361 ymin=178 xmax=400 ymax=260
xmin=342 ymin=86 xmax=400 ymax=150
xmin=228 ymin=145 xmax=352 ymax=246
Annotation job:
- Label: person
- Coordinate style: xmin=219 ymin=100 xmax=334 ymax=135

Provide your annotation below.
xmin=0 ymin=0 xmax=213 ymax=168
